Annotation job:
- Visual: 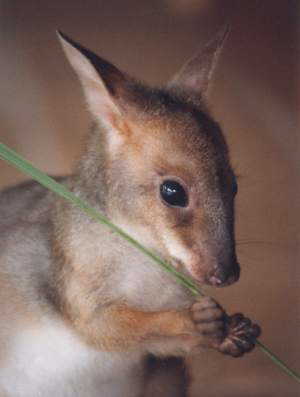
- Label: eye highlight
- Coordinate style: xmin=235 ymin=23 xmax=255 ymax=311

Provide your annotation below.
xmin=160 ymin=180 xmax=188 ymax=207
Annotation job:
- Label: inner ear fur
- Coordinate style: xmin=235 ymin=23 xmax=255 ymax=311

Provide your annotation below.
xmin=168 ymin=24 xmax=230 ymax=101
xmin=57 ymin=31 xmax=134 ymax=135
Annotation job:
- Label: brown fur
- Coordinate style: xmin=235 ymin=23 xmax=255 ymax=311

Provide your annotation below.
xmin=53 ymin=27 xmax=259 ymax=381
xmin=0 ymin=28 xmax=260 ymax=397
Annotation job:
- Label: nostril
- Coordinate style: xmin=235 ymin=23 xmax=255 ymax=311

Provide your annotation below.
xmin=209 ymin=269 xmax=228 ymax=286
xmin=209 ymin=275 xmax=224 ymax=286
xmin=209 ymin=263 xmax=240 ymax=287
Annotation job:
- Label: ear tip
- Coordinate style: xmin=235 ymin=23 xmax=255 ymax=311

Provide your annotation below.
xmin=56 ymin=30 xmax=75 ymax=47
xmin=219 ymin=22 xmax=231 ymax=39
xmin=199 ymin=22 xmax=231 ymax=58
xmin=56 ymin=29 xmax=64 ymax=38
xmin=210 ymin=22 xmax=231 ymax=46
xmin=56 ymin=29 xmax=66 ymax=44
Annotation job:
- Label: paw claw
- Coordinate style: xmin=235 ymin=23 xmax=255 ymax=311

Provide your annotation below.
xmin=187 ymin=300 xmax=261 ymax=358
xmin=229 ymin=335 xmax=255 ymax=352
xmin=217 ymin=313 xmax=261 ymax=357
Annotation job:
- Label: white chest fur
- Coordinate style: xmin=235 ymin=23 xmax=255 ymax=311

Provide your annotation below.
xmin=0 ymin=318 xmax=144 ymax=397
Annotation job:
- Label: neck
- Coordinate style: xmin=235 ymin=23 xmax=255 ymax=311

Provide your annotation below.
xmin=71 ymin=123 xmax=109 ymax=211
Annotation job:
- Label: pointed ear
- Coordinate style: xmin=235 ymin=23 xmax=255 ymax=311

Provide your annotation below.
xmin=168 ymin=25 xmax=230 ymax=100
xmin=57 ymin=31 xmax=131 ymax=133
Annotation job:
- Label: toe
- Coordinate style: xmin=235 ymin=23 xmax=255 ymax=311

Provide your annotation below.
xmin=192 ymin=297 xmax=219 ymax=312
xmin=229 ymin=336 xmax=255 ymax=352
xmin=196 ymin=320 xmax=224 ymax=335
xmin=219 ymin=338 xmax=243 ymax=357
xmin=193 ymin=307 xmax=224 ymax=323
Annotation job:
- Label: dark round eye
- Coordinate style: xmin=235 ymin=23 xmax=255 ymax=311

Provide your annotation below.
xmin=160 ymin=180 xmax=188 ymax=207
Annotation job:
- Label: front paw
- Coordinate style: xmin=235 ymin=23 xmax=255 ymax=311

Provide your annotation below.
xmin=191 ymin=297 xmax=226 ymax=346
xmin=218 ymin=313 xmax=261 ymax=357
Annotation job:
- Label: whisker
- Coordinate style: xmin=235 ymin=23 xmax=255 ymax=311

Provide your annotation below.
xmin=236 ymin=239 xmax=277 ymax=246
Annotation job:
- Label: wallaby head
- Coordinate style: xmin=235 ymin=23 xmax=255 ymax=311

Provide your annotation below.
xmin=58 ymin=27 xmax=240 ymax=288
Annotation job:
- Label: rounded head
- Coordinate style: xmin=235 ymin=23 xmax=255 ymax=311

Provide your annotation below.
xmin=58 ymin=28 xmax=240 ymax=287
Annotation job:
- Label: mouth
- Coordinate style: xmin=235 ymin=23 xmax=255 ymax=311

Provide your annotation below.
xmin=207 ymin=272 xmax=239 ymax=288
xmin=206 ymin=263 xmax=241 ymax=288
xmin=170 ymin=257 xmax=240 ymax=288
xmin=170 ymin=257 xmax=207 ymax=285
xmin=170 ymin=257 xmax=187 ymax=275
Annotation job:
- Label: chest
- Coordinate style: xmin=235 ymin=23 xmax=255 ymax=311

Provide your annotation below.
xmin=0 ymin=319 xmax=144 ymax=397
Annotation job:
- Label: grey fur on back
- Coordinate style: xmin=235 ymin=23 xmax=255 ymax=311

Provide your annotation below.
xmin=0 ymin=181 xmax=58 ymax=315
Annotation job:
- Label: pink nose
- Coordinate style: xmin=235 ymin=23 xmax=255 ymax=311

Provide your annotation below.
xmin=209 ymin=275 xmax=225 ymax=286
xmin=208 ymin=265 xmax=240 ymax=287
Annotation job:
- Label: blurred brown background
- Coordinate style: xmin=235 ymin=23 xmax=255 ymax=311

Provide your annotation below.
xmin=0 ymin=0 xmax=299 ymax=396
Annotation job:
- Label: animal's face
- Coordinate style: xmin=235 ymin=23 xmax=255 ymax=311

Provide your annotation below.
xmin=58 ymin=27 xmax=240 ymax=287
xmin=104 ymin=95 xmax=240 ymax=287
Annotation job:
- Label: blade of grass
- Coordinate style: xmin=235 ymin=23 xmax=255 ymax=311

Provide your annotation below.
xmin=256 ymin=340 xmax=300 ymax=384
xmin=0 ymin=141 xmax=299 ymax=385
